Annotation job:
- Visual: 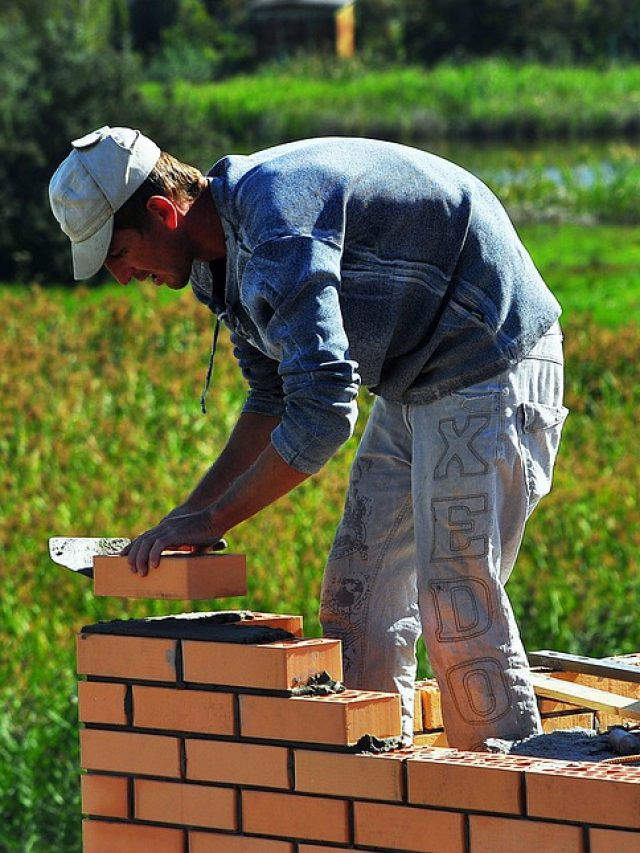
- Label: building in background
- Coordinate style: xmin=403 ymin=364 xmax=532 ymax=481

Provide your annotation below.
xmin=249 ymin=0 xmax=355 ymax=60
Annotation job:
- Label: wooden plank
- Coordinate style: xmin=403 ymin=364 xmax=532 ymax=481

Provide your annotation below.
xmin=528 ymin=650 xmax=640 ymax=684
xmin=530 ymin=673 xmax=640 ymax=720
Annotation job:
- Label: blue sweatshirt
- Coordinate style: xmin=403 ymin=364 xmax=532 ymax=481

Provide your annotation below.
xmin=190 ymin=137 xmax=560 ymax=474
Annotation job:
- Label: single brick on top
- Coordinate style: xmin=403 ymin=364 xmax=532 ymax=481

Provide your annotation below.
xmin=92 ymin=552 xmax=247 ymax=599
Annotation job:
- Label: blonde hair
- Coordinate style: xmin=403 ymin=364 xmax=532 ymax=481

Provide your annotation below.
xmin=114 ymin=150 xmax=205 ymax=231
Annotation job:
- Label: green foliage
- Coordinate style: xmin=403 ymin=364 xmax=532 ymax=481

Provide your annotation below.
xmin=0 ymin=0 xmax=128 ymax=50
xmin=5 ymin=53 xmax=640 ymax=283
xmin=359 ymin=0 xmax=640 ymax=65
xmin=2 ymin=224 xmax=640 ymax=846
xmin=133 ymin=0 xmax=254 ymax=80
xmin=141 ymin=60 xmax=640 ymax=165
xmin=128 ymin=0 xmax=178 ymax=55
xmin=520 ymin=223 xmax=640 ymax=325
xmin=0 ymin=14 xmax=146 ymax=283
xmin=146 ymin=0 xmax=224 ymax=83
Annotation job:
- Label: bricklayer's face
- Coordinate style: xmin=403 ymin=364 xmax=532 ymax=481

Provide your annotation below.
xmin=105 ymin=196 xmax=193 ymax=290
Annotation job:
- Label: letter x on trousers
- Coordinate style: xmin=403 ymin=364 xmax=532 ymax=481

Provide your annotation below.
xmin=320 ymin=323 xmax=568 ymax=749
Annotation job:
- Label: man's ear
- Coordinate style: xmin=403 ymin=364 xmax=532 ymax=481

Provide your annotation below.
xmin=146 ymin=195 xmax=179 ymax=230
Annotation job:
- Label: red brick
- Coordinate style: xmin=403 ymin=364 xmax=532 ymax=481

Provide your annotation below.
xmin=186 ymin=739 xmax=291 ymax=788
xmin=190 ymin=832 xmax=295 ymax=852
xmin=93 ymin=552 xmax=247 ymax=599
xmin=414 ymin=731 xmax=449 ymax=747
xmin=469 ymin=815 xmax=584 ymax=852
xmin=541 ymin=712 xmax=595 ymax=732
xmin=526 ymin=762 xmax=640 ymax=828
xmin=236 ymin=612 xmax=304 ymax=637
xmin=294 ymin=749 xmax=404 ymax=801
xmin=82 ymin=819 xmax=185 ymax=853
xmin=413 ymin=687 xmax=423 ymax=733
xmin=416 ymin=679 xmax=444 ymax=730
xmin=550 ymin=669 xmax=640 ymax=700
xmin=132 ymin=685 xmax=235 ymax=735
xmin=239 ymin=690 xmax=401 ymax=745
xmin=407 ymin=750 xmax=530 ymax=814
xmin=135 ymin=779 xmax=237 ymax=830
xmin=298 ymin=847 xmax=353 ymax=852
xmin=78 ymin=681 xmax=127 ymax=725
xmin=538 ymin=697 xmax=585 ymax=715
xmin=590 ymin=827 xmax=640 ymax=853
xmin=81 ymin=774 xmax=129 ymax=818
xmin=354 ymin=801 xmax=465 ymax=852
xmin=242 ymin=790 xmax=350 ymax=844
xmin=77 ymin=633 xmax=178 ymax=681
xmin=183 ymin=637 xmax=342 ymax=690
xmin=80 ymin=729 xmax=181 ymax=778
xmin=547 ymin=670 xmax=640 ymax=729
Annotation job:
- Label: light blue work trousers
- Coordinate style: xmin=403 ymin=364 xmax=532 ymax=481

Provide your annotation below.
xmin=320 ymin=324 xmax=568 ymax=749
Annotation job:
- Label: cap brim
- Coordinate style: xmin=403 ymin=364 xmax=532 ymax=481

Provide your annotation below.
xmin=71 ymin=215 xmax=114 ymax=280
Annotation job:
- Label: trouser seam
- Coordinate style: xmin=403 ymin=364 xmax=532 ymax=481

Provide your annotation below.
xmin=357 ymin=494 xmax=413 ymax=685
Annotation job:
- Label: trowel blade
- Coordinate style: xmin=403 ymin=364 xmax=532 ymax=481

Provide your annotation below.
xmin=48 ymin=537 xmax=131 ymax=577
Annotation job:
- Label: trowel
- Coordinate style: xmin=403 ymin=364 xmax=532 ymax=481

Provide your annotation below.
xmin=49 ymin=536 xmax=227 ymax=578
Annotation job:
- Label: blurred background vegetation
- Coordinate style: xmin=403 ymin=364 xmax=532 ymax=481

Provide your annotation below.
xmin=2 ymin=0 xmax=640 ymax=282
xmin=2 ymin=1 xmax=640 ymax=850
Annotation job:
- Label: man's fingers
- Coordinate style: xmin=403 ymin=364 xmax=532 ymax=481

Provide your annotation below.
xmin=123 ymin=512 xmax=223 ymax=576
xmin=148 ymin=539 xmax=167 ymax=572
xmin=134 ymin=538 xmax=153 ymax=577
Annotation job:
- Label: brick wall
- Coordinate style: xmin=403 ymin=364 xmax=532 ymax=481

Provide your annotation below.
xmin=77 ymin=593 xmax=640 ymax=851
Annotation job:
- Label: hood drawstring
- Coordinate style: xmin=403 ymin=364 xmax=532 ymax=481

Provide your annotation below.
xmin=200 ymin=315 xmax=221 ymax=414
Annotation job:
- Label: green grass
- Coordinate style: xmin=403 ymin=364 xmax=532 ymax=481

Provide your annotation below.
xmin=521 ymin=224 xmax=640 ymax=324
xmin=143 ymin=59 xmax=640 ymax=159
xmin=2 ymin=223 xmax=639 ymax=850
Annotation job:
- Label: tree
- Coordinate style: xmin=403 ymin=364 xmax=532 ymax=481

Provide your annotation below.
xmin=0 ymin=13 xmax=146 ymax=282
xmin=144 ymin=0 xmax=254 ymax=82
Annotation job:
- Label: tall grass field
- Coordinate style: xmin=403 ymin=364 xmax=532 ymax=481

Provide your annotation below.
xmin=2 ymin=220 xmax=640 ymax=848
xmin=143 ymin=60 xmax=640 ymax=154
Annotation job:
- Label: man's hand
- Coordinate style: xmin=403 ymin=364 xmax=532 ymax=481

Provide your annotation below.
xmin=120 ymin=415 xmax=309 ymax=577
xmin=122 ymin=508 xmax=222 ymax=576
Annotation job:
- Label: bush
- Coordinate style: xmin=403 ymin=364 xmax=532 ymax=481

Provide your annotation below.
xmin=0 ymin=17 xmax=146 ymax=283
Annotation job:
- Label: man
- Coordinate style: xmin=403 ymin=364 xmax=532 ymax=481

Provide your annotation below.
xmin=50 ymin=126 xmax=567 ymax=749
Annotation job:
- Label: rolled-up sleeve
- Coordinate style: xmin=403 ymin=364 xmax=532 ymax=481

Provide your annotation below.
xmin=232 ymin=329 xmax=286 ymax=417
xmin=239 ymin=235 xmax=360 ymax=474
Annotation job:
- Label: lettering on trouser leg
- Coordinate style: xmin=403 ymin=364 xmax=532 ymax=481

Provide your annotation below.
xmin=429 ymin=577 xmax=493 ymax=641
xmin=445 ymin=658 xmax=511 ymax=723
xmin=329 ymin=459 xmax=372 ymax=561
xmin=431 ymin=494 xmax=489 ymax=561
xmin=434 ymin=416 xmax=490 ymax=479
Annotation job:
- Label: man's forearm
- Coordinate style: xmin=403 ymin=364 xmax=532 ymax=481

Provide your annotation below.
xmin=124 ymin=413 xmax=310 ymax=574
xmin=208 ymin=442 xmax=310 ymax=535
xmin=181 ymin=411 xmax=282 ymax=511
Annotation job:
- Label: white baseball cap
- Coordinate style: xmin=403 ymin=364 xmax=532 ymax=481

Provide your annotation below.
xmin=49 ymin=126 xmax=161 ymax=279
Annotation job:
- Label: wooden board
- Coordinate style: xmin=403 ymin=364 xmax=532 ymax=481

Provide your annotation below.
xmin=530 ymin=673 xmax=640 ymax=720
xmin=529 ymin=650 xmax=640 ymax=684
